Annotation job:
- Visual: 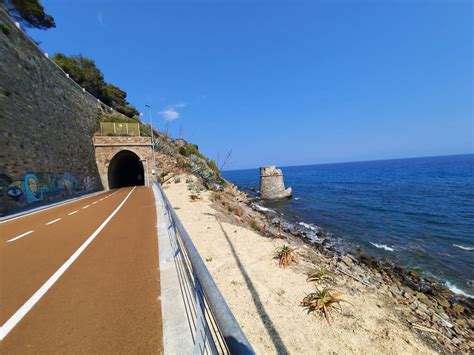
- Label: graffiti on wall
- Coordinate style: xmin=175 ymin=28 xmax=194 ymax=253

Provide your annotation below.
xmin=0 ymin=172 xmax=85 ymax=216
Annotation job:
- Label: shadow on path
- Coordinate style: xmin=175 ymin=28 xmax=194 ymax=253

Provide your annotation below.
xmin=216 ymin=220 xmax=290 ymax=355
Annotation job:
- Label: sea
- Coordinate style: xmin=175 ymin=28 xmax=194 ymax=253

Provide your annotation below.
xmin=223 ymin=154 xmax=474 ymax=298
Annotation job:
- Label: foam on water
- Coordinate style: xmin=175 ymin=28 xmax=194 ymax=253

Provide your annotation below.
xmin=298 ymin=221 xmax=318 ymax=231
xmin=370 ymin=242 xmax=395 ymax=252
xmin=254 ymin=204 xmax=274 ymax=213
xmin=446 ymin=281 xmax=474 ymax=299
xmin=453 ymin=244 xmax=474 ymax=251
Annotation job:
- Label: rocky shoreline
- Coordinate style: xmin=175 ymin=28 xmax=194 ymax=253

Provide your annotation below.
xmin=217 ymin=183 xmax=473 ymax=353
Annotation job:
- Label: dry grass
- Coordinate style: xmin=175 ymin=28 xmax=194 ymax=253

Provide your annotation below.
xmin=234 ymin=206 xmax=244 ymax=217
xmin=211 ymin=192 xmax=222 ymax=201
xmin=249 ymin=218 xmax=266 ymax=233
xmin=300 ymin=287 xmax=351 ymax=324
xmin=274 ymin=245 xmax=298 ymax=268
xmin=190 ymin=194 xmax=200 ymax=201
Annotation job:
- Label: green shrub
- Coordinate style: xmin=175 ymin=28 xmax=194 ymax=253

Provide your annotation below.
xmin=178 ymin=160 xmax=191 ymax=171
xmin=155 ymin=138 xmax=178 ymax=156
xmin=1 ymin=23 xmax=11 ymax=35
xmin=174 ymin=177 xmax=181 ymax=183
xmin=99 ymin=114 xmax=134 ymax=123
xmin=186 ymin=144 xmax=199 ymax=155
xmin=208 ymin=159 xmax=219 ymax=174
xmin=211 ymin=192 xmax=221 ymax=201
xmin=178 ymin=143 xmax=206 ymax=160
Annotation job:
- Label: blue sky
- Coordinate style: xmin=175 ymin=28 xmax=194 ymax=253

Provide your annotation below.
xmin=30 ymin=0 xmax=472 ymax=170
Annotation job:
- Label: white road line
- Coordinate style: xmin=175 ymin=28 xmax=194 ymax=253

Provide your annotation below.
xmin=82 ymin=205 xmax=90 ymax=209
xmin=92 ymin=202 xmax=98 ymax=205
xmin=7 ymin=230 xmax=34 ymax=243
xmin=0 ymin=190 xmax=108 ymax=224
xmin=45 ymin=218 xmax=61 ymax=225
xmin=0 ymin=187 xmax=136 ymax=341
xmin=68 ymin=210 xmax=78 ymax=216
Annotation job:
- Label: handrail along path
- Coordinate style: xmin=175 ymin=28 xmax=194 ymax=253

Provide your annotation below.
xmin=156 ymin=182 xmax=254 ymax=354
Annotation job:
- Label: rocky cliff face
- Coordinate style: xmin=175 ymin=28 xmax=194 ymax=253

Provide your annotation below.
xmin=259 ymin=166 xmax=292 ymax=199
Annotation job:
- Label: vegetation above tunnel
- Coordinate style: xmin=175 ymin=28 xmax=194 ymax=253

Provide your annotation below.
xmin=53 ymin=54 xmax=139 ymax=118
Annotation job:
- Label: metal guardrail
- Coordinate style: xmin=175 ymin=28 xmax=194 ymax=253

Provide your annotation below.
xmin=98 ymin=122 xmax=140 ymax=136
xmin=155 ymin=182 xmax=254 ymax=354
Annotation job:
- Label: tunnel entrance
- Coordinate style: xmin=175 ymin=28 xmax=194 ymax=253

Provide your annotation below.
xmin=108 ymin=150 xmax=145 ymax=189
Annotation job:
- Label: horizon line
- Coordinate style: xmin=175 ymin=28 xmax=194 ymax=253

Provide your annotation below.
xmin=222 ymin=152 xmax=473 ymax=172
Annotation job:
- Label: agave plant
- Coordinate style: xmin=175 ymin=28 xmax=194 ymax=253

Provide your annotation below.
xmin=306 ymin=267 xmax=336 ymax=285
xmin=274 ymin=245 xmax=298 ymax=268
xmin=300 ymin=287 xmax=350 ymax=323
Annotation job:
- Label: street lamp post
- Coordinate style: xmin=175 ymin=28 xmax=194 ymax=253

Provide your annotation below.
xmin=145 ymin=104 xmax=156 ymax=170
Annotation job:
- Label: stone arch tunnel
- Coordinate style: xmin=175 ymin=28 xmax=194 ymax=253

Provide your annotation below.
xmin=93 ymin=136 xmax=153 ymax=190
xmin=107 ymin=150 xmax=145 ymax=189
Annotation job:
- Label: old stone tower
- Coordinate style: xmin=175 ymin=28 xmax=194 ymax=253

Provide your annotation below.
xmin=259 ymin=166 xmax=292 ymax=199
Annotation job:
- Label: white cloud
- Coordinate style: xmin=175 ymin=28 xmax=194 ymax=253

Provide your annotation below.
xmin=159 ymin=103 xmax=187 ymax=121
xmin=159 ymin=108 xmax=179 ymax=121
xmin=97 ymin=12 xmax=106 ymax=28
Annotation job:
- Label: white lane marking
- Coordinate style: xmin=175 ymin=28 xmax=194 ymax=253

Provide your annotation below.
xmin=7 ymin=230 xmax=34 ymax=243
xmin=0 ymin=187 xmax=136 ymax=341
xmin=0 ymin=191 xmax=108 ymax=224
xmin=45 ymin=218 xmax=61 ymax=225
xmin=68 ymin=211 xmax=78 ymax=216
xmin=92 ymin=202 xmax=97 ymax=205
xmin=82 ymin=205 xmax=90 ymax=209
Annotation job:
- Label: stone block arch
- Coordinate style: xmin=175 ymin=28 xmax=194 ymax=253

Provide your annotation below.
xmin=93 ymin=136 xmax=153 ymax=190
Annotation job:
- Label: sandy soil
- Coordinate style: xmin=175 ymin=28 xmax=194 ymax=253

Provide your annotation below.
xmin=163 ymin=177 xmax=435 ymax=354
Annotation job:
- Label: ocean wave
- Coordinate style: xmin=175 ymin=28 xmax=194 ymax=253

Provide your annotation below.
xmin=294 ymin=197 xmax=300 ymax=200
xmin=298 ymin=221 xmax=318 ymax=231
xmin=254 ymin=204 xmax=274 ymax=213
xmin=453 ymin=244 xmax=474 ymax=251
xmin=445 ymin=282 xmax=474 ymax=299
xmin=370 ymin=242 xmax=394 ymax=252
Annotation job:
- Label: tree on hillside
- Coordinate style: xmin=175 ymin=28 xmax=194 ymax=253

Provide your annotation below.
xmin=52 ymin=53 xmax=105 ymax=98
xmin=101 ymin=83 xmax=139 ymax=118
xmin=1 ymin=0 xmax=55 ymax=29
xmin=52 ymin=53 xmax=139 ymax=118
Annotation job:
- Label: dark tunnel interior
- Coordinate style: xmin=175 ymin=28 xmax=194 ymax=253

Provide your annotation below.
xmin=108 ymin=150 xmax=145 ymax=189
